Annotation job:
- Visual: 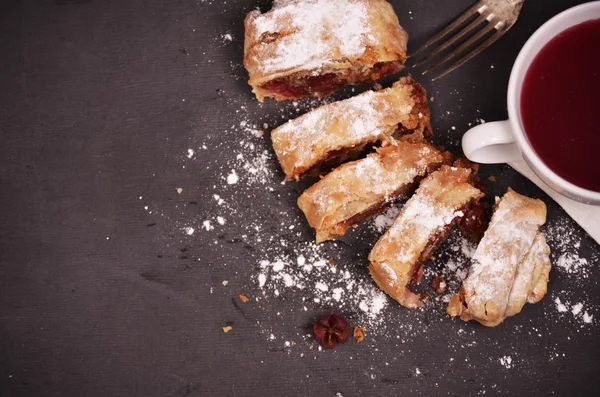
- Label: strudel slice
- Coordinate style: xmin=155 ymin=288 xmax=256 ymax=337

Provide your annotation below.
xmin=369 ymin=166 xmax=484 ymax=309
xmin=447 ymin=189 xmax=549 ymax=327
xmin=272 ymin=76 xmax=431 ymax=181
xmin=244 ymin=0 xmax=408 ymax=101
xmin=298 ymin=141 xmax=446 ymax=243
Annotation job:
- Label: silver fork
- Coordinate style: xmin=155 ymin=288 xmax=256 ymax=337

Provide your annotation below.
xmin=411 ymin=0 xmax=526 ymax=80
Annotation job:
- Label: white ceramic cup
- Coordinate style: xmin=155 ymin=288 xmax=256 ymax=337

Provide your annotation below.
xmin=462 ymin=2 xmax=600 ymax=205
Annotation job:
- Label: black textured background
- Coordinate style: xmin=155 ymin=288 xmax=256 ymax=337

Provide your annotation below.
xmin=1 ymin=0 xmax=599 ymax=396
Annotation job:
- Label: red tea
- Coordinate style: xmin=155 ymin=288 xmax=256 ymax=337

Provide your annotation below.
xmin=521 ymin=19 xmax=600 ymax=192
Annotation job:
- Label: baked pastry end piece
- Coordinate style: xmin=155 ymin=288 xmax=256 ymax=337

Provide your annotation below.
xmin=368 ymin=165 xmax=484 ymax=309
xmin=448 ymin=189 xmax=550 ymax=327
xmin=244 ymin=0 xmax=408 ymax=101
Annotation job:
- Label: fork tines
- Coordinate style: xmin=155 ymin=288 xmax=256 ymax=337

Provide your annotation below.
xmin=410 ymin=0 xmax=524 ymax=80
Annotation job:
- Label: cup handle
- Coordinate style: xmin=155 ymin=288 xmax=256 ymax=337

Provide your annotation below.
xmin=461 ymin=120 xmax=523 ymax=164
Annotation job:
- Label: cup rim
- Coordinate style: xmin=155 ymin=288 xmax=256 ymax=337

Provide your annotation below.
xmin=507 ymin=2 xmax=600 ymax=202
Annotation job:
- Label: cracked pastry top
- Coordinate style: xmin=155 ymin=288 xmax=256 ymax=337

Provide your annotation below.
xmin=271 ymin=76 xmax=431 ymax=181
xmin=244 ymin=0 xmax=409 ymax=101
xmin=298 ymin=141 xmax=446 ymax=243
xmin=447 ymin=189 xmax=550 ymax=327
xmin=368 ymin=165 xmax=484 ymax=309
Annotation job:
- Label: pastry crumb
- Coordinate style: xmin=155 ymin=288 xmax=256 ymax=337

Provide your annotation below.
xmin=432 ymin=275 xmax=447 ymax=294
xmin=488 ymin=176 xmax=496 ymax=182
xmin=353 ymin=326 xmax=366 ymax=343
xmin=239 ymin=294 xmax=249 ymax=303
xmin=223 ymin=326 xmax=233 ymax=333
xmin=176 ymin=188 xmax=183 ymax=194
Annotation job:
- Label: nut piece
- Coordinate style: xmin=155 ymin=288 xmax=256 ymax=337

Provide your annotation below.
xmin=353 ymin=326 xmax=366 ymax=343
xmin=432 ymin=275 xmax=447 ymax=294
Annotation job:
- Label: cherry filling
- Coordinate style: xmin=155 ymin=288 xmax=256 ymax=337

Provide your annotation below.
xmin=261 ymin=62 xmax=402 ymax=99
xmin=459 ymin=203 xmax=489 ymax=243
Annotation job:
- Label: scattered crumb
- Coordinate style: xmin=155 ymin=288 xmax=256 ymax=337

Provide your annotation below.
xmin=176 ymin=188 xmax=183 ymax=194
xmin=488 ymin=176 xmax=496 ymax=182
xmin=354 ymin=326 xmax=366 ymax=343
xmin=223 ymin=326 xmax=233 ymax=333
xmin=432 ymin=275 xmax=447 ymax=294
xmin=239 ymin=294 xmax=249 ymax=303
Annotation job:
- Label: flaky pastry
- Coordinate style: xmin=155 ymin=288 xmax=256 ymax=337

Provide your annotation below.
xmin=447 ymin=189 xmax=550 ymax=327
xmin=369 ymin=166 xmax=484 ymax=308
xmin=244 ymin=0 xmax=408 ymax=101
xmin=272 ymin=76 xmax=431 ymax=181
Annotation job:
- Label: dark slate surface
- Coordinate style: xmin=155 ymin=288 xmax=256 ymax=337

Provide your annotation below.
xmin=1 ymin=0 xmax=599 ymax=396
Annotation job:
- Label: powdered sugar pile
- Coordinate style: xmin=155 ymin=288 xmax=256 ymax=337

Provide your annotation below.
xmin=555 ymin=297 xmax=594 ymax=324
xmin=499 ymin=356 xmax=513 ymax=369
xmin=556 ymin=253 xmax=589 ymax=277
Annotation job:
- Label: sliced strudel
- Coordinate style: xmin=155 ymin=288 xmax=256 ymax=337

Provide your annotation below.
xmin=447 ymin=189 xmax=550 ymax=327
xmin=298 ymin=141 xmax=446 ymax=243
xmin=272 ymin=76 xmax=431 ymax=181
xmin=244 ymin=0 xmax=409 ymax=101
xmin=369 ymin=165 xmax=484 ymax=309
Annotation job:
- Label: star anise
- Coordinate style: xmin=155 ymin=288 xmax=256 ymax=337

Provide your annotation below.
xmin=313 ymin=313 xmax=349 ymax=349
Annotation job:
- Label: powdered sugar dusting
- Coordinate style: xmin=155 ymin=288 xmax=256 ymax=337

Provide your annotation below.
xmin=255 ymin=241 xmax=390 ymax=328
xmin=375 ymin=194 xmax=464 ymax=266
xmin=272 ymin=82 xmax=417 ymax=175
xmin=499 ymin=356 xmax=513 ymax=369
xmin=464 ymin=193 xmax=544 ymax=307
xmin=250 ymin=0 xmax=372 ymax=73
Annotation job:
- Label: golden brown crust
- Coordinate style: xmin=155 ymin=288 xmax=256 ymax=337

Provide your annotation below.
xmin=527 ymin=235 xmax=552 ymax=304
xmin=272 ymin=76 xmax=431 ymax=181
xmin=244 ymin=0 xmax=408 ymax=101
xmin=298 ymin=141 xmax=445 ymax=243
xmin=505 ymin=233 xmax=551 ymax=316
xmin=448 ymin=189 xmax=550 ymax=327
xmin=368 ymin=166 xmax=484 ymax=309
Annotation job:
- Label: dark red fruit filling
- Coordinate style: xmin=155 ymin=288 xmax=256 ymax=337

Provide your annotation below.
xmin=261 ymin=62 xmax=401 ymax=99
